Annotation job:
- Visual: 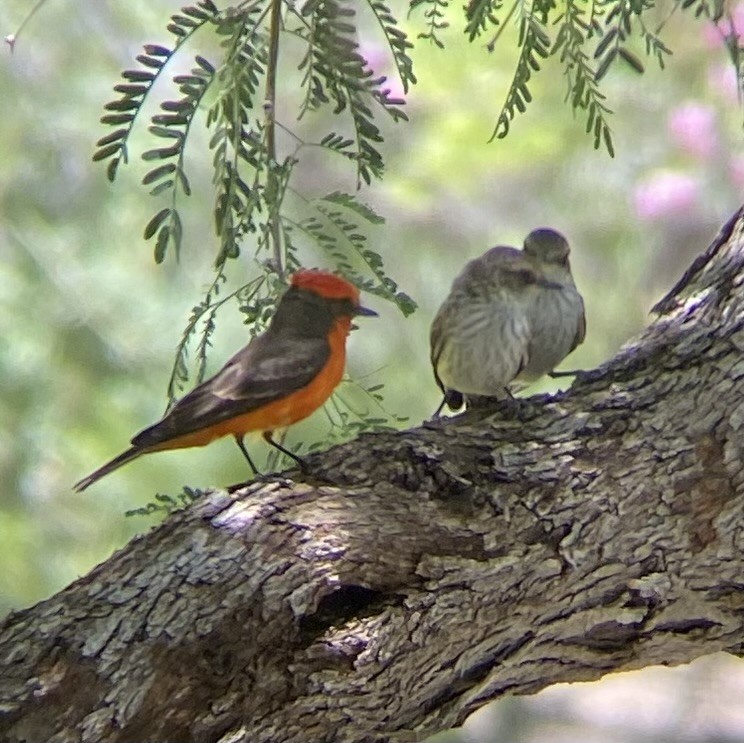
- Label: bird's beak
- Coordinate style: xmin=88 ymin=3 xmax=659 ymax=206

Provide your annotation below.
xmin=351 ymin=304 xmax=377 ymax=330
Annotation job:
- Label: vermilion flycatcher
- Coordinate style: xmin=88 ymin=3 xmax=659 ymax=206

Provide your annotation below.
xmin=74 ymin=269 xmax=376 ymax=491
xmin=430 ymin=228 xmax=586 ymax=412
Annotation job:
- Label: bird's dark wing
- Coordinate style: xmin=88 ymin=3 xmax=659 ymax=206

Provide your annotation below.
xmin=430 ymin=308 xmax=465 ymax=413
xmin=571 ymin=297 xmax=587 ymax=352
xmin=132 ymin=334 xmax=329 ymax=448
xmin=429 ymin=314 xmax=447 ymax=395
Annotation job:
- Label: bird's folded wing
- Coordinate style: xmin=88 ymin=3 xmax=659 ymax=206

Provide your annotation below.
xmin=429 ymin=311 xmax=449 ymax=393
xmin=132 ymin=335 xmax=329 ymax=447
xmin=571 ymin=298 xmax=587 ymax=351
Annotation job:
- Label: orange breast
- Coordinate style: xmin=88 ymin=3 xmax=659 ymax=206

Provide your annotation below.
xmin=150 ymin=319 xmax=351 ymax=452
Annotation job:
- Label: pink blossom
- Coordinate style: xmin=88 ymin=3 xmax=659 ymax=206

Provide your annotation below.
xmin=360 ymin=42 xmax=387 ymax=72
xmin=703 ymin=3 xmax=744 ymax=46
xmin=730 ymin=155 xmax=744 ymax=189
xmin=668 ymin=103 xmax=718 ymax=159
xmin=633 ymin=171 xmax=700 ymax=221
xmin=708 ymin=62 xmax=739 ymax=102
xmin=358 ymin=42 xmax=406 ymax=101
xmin=702 ymin=2 xmax=744 ymax=48
xmin=702 ymin=21 xmax=724 ymax=48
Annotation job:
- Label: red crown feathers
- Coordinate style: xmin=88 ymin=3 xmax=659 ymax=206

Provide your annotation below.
xmin=291 ymin=269 xmax=360 ymax=303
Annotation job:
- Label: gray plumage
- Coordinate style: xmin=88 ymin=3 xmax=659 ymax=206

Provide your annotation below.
xmin=430 ymin=227 xmax=585 ymax=411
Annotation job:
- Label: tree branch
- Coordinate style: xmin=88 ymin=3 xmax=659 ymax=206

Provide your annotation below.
xmin=3 ymin=207 xmax=744 ymax=743
xmin=265 ymin=0 xmax=284 ymax=275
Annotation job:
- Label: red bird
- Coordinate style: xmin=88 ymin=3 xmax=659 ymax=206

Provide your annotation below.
xmin=74 ymin=270 xmax=376 ymax=491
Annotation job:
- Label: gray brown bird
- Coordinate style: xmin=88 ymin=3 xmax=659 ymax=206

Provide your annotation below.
xmin=430 ymin=227 xmax=586 ymax=413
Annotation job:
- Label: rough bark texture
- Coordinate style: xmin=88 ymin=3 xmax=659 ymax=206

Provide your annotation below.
xmin=3 ymin=208 xmax=744 ymax=743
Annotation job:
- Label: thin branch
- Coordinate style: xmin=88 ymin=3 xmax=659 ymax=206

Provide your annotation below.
xmin=5 ymin=0 xmax=48 ymax=51
xmin=265 ymin=0 xmax=285 ymax=276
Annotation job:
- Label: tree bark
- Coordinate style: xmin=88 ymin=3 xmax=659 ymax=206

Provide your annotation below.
xmin=4 ymin=208 xmax=744 ymax=743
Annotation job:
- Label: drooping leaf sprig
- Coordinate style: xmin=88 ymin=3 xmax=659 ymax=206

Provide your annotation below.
xmin=164 ymin=271 xmax=270 ymax=407
xmin=93 ymin=2 xmax=221 ymax=186
xmin=95 ymin=0 xmax=415 ymax=269
xmin=283 ymin=190 xmax=417 ymax=317
xmin=294 ymin=0 xmax=409 ymax=188
xmin=93 ymin=0 xmax=417 ymax=430
xmin=409 ymin=0 xmax=733 ymax=157
xmin=409 ymin=0 xmax=451 ymax=48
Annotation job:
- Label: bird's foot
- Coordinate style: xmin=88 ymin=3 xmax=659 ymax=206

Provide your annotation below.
xmin=465 ymin=393 xmax=507 ymax=411
xmin=465 ymin=393 xmax=532 ymax=421
xmin=494 ymin=396 xmax=526 ymax=420
xmin=548 ymin=367 xmax=586 ymax=379
xmin=225 ymin=471 xmax=297 ymax=493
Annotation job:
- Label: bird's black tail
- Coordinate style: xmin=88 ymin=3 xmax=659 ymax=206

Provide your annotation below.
xmin=73 ymin=447 xmax=142 ymax=492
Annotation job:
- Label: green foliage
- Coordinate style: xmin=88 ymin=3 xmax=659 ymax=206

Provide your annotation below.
xmin=552 ymin=0 xmax=615 ymax=157
xmin=464 ymin=1 xmax=504 ymax=42
xmin=369 ymin=1 xmax=417 ymax=92
xmin=94 ymin=0 xmax=417 ymax=409
xmin=493 ymin=8 xmax=552 ymax=144
xmin=93 ymin=2 xmax=220 ymax=183
xmin=91 ymin=0 xmax=741 ymax=364
xmin=409 ymin=0 xmax=451 ymax=48
xmin=89 ymin=0 xmax=741 ymax=458
xmin=296 ymin=1 xmax=409 ymax=186
xmin=95 ymin=0 xmax=413 ymax=267
xmin=289 ymin=191 xmax=417 ymax=316
xmin=317 ymin=376 xmax=411 ymax=443
xmin=207 ymin=3 xmax=269 ymax=267
xmin=407 ymin=0 xmax=736 ymax=157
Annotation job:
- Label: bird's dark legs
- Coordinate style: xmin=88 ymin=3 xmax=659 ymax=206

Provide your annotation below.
xmin=263 ymin=431 xmax=308 ymax=472
xmin=498 ymin=389 xmax=526 ymax=419
xmin=234 ymin=434 xmax=260 ymax=475
xmin=232 ymin=433 xmax=308 ymax=481
xmin=463 ymin=388 xmax=527 ymax=419
xmin=433 ymin=388 xmax=465 ymax=417
xmin=548 ymin=368 xmax=584 ymax=378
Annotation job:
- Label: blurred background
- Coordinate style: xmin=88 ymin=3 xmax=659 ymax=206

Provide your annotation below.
xmin=2 ymin=0 xmax=743 ymax=740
